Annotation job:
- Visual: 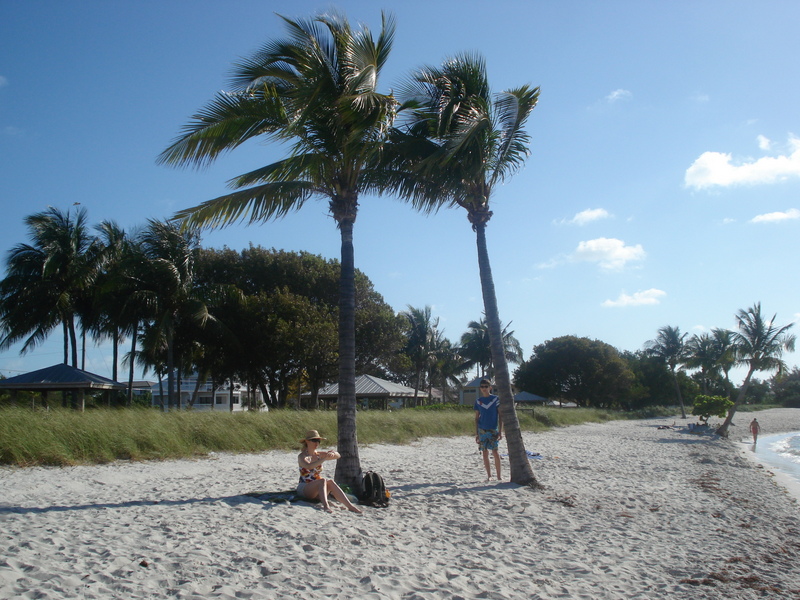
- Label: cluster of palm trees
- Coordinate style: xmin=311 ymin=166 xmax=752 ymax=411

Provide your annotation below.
xmin=400 ymin=307 xmax=524 ymax=405
xmin=0 ymin=208 xmax=208 ymax=407
xmin=157 ymin=11 xmax=541 ymax=486
xmin=646 ymin=303 xmax=795 ymax=434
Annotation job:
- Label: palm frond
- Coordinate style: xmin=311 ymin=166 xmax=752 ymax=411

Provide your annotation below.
xmin=157 ymin=88 xmax=288 ymax=168
xmin=173 ymin=182 xmax=317 ymax=230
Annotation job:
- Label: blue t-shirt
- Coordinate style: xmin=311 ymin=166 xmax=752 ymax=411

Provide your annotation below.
xmin=474 ymin=394 xmax=500 ymax=430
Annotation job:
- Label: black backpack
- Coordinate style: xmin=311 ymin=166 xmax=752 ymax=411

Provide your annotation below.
xmin=360 ymin=471 xmax=390 ymax=507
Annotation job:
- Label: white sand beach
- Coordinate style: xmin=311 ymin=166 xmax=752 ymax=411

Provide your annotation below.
xmin=2 ymin=408 xmax=800 ymax=600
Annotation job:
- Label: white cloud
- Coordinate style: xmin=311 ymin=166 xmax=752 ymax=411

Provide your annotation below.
xmin=558 ymin=208 xmax=611 ymax=226
xmin=750 ymin=208 xmax=800 ymax=223
xmin=0 ymin=75 xmax=7 ymax=88
xmin=602 ymin=288 xmax=666 ymax=308
xmin=691 ymin=92 xmax=710 ymax=103
xmin=685 ymin=135 xmax=800 ymax=189
xmin=572 ymin=237 xmax=645 ymax=270
xmin=606 ymin=89 xmax=632 ymax=103
xmin=757 ymin=135 xmax=772 ymax=151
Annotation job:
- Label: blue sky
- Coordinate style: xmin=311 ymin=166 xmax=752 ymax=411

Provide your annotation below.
xmin=1 ymin=0 xmax=798 ymax=386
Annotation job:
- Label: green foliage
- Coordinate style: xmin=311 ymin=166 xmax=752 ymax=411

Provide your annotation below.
xmin=620 ymin=350 xmax=675 ymax=409
xmin=691 ymin=395 xmax=734 ymax=424
xmin=514 ymin=336 xmax=635 ymax=409
xmin=771 ymin=368 xmax=800 ymax=408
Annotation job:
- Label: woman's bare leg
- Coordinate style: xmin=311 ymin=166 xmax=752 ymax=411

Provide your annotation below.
xmin=327 ymin=480 xmax=362 ymax=513
xmin=301 ymin=479 xmax=332 ymax=512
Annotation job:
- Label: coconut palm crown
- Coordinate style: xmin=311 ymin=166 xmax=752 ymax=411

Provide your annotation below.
xmin=157 ymin=11 xmax=397 ymax=490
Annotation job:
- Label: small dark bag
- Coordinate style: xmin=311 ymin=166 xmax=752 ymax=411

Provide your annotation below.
xmin=360 ymin=471 xmax=390 ymax=507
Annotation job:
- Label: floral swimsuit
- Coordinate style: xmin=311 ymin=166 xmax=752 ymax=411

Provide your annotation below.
xmin=299 ymin=463 xmax=322 ymax=483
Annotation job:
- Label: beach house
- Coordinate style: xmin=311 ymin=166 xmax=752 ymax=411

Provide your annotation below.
xmin=150 ymin=374 xmax=267 ymax=411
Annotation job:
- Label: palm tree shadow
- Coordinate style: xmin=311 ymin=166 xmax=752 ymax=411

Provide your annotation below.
xmin=0 ymin=493 xmax=271 ymax=516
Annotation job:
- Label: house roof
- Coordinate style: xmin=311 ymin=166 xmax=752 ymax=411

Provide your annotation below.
xmin=311 ymin=374 xmax=421 ymax=398
xmin=0 ymin=363 xmax=125 ymax=391
xmin=514 ymin=391 xmax=550 ymax=403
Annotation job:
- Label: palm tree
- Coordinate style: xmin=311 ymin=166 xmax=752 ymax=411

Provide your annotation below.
xmin=460 ymin=317 xmax=524 ymax=380
xmin=390 ymin=54 xmax=540 ymax=485
xmin=716 ymin=303 xmax=795 ymax=437
xmin=401 ymin=305 xmax=438 ymax=406
xmin=684 ymin=333 xmax=718 ymax=394
xmin=429 ymin=333 xmax=467 ymax=404
xmin=645 ymin=325 xmax=688 ymax=418
xmin=0 ymin=207 xmax=99 ymax=369
xmin=157 ymin=12 xmax=396 ymax=489
xmin=711 ymin=327 xmax=736 ymax=398
xmin=136 ymin=220 xmax=209 ymax=409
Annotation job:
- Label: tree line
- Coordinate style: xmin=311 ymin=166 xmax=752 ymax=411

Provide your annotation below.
xmin=0 ymin=208 xmax=532 ymax=409
xmin=513 ymin=303 xmax=796 ymax=435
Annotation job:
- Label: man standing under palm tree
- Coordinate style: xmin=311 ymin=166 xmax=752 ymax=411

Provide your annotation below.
xmin=475 ymin=379 xmax=503 ymax=481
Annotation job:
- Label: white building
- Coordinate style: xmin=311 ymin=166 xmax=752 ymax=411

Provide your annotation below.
xmin=150 ymin=374 xmax=267 ymax=411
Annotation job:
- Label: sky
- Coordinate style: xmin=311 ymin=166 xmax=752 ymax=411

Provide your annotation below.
xmin=1 ymin=0 xmax=799 ymax=387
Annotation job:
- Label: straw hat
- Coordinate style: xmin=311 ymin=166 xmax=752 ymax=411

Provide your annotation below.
xmin=300 ymin=429 xmax=326 ymax=443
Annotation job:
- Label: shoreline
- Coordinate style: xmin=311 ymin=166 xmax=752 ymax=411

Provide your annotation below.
xmin=2 ymin=408 xmax=800 ymax=599
xmin=739 ymin=431 xmax=800 ymax=503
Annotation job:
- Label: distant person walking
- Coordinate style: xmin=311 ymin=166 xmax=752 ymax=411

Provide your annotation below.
xmin=474 ymin=379 xmax=503 ymax=481
xmin=750 ymin=418 xmax=761 ymax=445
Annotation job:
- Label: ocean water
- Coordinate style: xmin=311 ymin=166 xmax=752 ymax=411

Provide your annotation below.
xmin=752 ymin=431 xmax=800 ymax=488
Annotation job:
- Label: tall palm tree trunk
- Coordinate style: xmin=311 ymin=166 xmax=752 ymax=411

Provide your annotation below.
xmin=334 ymin=219 xmax=362 ymax=491
xmin=111 ymin=329 xmax=119 ymax=382
xmin=62 ymin=321 xmax=69 ymax=365
xmin=474 ymin=223 xmax=537 ymax=486
xmin=717 ymin=366 xmax=756 ymax=437
xmin=671 ymin=368 xmax=687 ymax=419
xmin=166 ymin=328 xmax=175 ymax=411
xmin=68 ymin=318 xmax=78 ymax=368
xmin=127 ymin=329 xmax=137 ymax=407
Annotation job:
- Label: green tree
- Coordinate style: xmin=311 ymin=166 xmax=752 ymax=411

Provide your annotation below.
xmin=0 ymin=207 xmax=99 ymax=371
xmin=716 ymin=303 xmax=795 ymax=436
xmin=771 ymin=368 xmax=800 ymax=408
xmin=459 ymin=317 xmax=523 ymax=380
xmin=391 ymin=54 xmax=540 ymax=485
xmin=514 ymin=336 xmax=634 ymax=408
xmin=683 ymin=333 xmax=718 ymax=395
xmin=401 ymin=305 xmax=438 ymax=406
xmin=136 ymin=220 xmax=210 ymax=409
xmin=620 ymin=350 xmax=676 ymax=409
xmin=645 ymin=325 xmax=688 ymax=418
xmin=429 ymin=333 xmax=467 ymax=404
xmin=158 ymin=12 xmax=396 ymax=489
xmin=691 ymin=395 xmax=734 ymax=425
xmin=711 ymin=327 xmax=736 ymax=399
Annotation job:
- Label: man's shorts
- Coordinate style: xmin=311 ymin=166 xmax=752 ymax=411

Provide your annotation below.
xmin=478 ymin=428 xmax=500 ymax=451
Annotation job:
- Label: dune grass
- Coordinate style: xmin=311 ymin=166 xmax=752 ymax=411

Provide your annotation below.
xmin=0 ymin=405 xmax=676 ymax=467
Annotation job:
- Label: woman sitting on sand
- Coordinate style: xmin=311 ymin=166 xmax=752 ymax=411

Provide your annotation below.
xmin=297 ymin=430 xmax=362 ymax=513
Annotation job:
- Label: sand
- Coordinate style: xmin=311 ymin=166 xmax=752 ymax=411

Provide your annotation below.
xmin=2 ymin=408 xmax=800 ymax=600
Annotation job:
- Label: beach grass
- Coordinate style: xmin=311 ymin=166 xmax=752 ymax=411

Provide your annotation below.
xmin=0 ymin=404 xmax=676 ymax=467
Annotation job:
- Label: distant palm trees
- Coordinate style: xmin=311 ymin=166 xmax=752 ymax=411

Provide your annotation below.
xmin=645 ymin=325 xmax=688 ymax=418
xmin=647 ymin=305 xmax=795 ymax=428
xmin=460 ymin=318 xmax=523 ymax=380
xmin=0 ymin=207 xmax=99 ymax=369
xmin=401 ymin=305 xmax=438 ymax=406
